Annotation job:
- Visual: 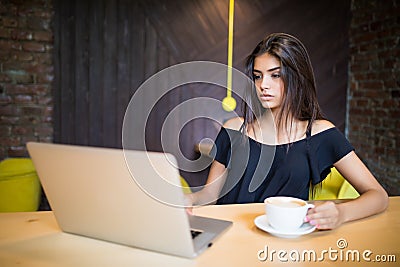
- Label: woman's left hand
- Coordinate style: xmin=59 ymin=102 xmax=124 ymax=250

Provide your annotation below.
xmin=305 ymin=201 xmax=344 ymax=230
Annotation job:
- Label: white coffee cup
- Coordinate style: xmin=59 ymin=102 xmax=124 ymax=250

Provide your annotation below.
xmin=264 ymin=196 xmax=315 ymax=232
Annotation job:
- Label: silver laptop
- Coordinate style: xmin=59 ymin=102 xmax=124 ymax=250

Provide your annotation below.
xmin=27 ymin=142 xmax=232 ymax=258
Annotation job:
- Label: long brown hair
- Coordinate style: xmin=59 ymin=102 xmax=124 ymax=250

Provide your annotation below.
xmin=242 ymin=33 xmax=325 ymax=139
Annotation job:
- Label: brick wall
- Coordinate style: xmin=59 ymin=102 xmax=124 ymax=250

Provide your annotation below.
xmin=348 ymin=0 xmax=400 ymax=195
xmin=0 ymin=0 xmax=399 ymax=195
xmin=0 ymin=0 xmax=54 ymax=159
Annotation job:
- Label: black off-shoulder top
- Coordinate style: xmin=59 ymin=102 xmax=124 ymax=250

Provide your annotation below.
xmin=210 ymin=125 xmax=354 ymax=204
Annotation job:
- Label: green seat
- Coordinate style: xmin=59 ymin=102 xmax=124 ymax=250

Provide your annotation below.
xmin=310 ymin=167 xmax=359 ymax=200
xmin=0 ymin=158 xmax=41 ymax=212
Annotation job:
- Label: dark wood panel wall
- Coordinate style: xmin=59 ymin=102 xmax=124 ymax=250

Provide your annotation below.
xmin=53 ymin=0 xmax=350 ymax=186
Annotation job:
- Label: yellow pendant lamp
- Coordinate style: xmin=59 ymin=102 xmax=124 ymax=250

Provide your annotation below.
xmin=222 ymin=0 xmax=237 ymax=112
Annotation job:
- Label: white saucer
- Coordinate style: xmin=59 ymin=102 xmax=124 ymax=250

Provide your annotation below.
xmin=254 ymin=215 xmax=316 ymax=238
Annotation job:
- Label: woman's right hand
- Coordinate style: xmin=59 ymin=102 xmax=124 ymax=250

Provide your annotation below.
xmin=184 ymin=193 xmax=194 ymax=215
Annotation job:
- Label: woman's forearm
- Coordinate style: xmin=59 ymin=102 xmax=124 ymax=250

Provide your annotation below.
xmin=338 ymin=188 xmax=388 ymax=224
xmin=189 ymin=160 xmax=228 ymax=206
xmin=190 ymin=189 xmax=219 ymax=206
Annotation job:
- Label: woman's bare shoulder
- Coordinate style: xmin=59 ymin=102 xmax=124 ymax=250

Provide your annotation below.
xmin=223 ymin=117 xmax=244 ymax=131
xmin=311 ymin=119 xmax=335 ymax=135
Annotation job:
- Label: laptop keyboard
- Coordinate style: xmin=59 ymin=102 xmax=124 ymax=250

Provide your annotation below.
xmin=191 ymin=229 xmax=203 ymax=239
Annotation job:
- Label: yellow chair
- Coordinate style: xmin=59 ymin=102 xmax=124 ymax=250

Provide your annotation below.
xmin=0 ymin=158 xmax=41 ymax=212
xmin=180 ymin=176 xmax=192 ymax=194
xmin=310 ymin=167 xmax=359 ymax=200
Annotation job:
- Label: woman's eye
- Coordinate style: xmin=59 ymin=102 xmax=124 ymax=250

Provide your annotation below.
xmin=272 ymin=73 xmax=281 ymax=78
xmin=253 ymin=74 xmax=262 ymax=80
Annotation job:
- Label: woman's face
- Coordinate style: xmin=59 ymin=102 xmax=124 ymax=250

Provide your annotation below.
xmin=253 ymin=53 xmax=284 ymax=112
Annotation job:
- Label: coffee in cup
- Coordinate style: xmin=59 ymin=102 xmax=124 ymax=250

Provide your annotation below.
xmin=264 ymin=196 xmax=314 ymax=232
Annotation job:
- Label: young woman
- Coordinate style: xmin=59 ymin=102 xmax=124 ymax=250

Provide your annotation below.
xmin=185 ymin=33 xmax=388 ymax=230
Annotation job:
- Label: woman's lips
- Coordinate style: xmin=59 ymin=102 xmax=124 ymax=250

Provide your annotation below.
xmin=260 ymin=94 xmax=274 ymax=101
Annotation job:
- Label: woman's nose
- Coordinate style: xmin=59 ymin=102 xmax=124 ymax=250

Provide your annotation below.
xmin=260 ymin=76 xmax=270 ymax=90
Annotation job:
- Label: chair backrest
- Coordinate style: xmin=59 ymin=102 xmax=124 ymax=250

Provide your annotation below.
xmin=180 ymin=176 xmax=192 ymax=194
xmin=310 ymin=167 xmax=359 ymax=200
